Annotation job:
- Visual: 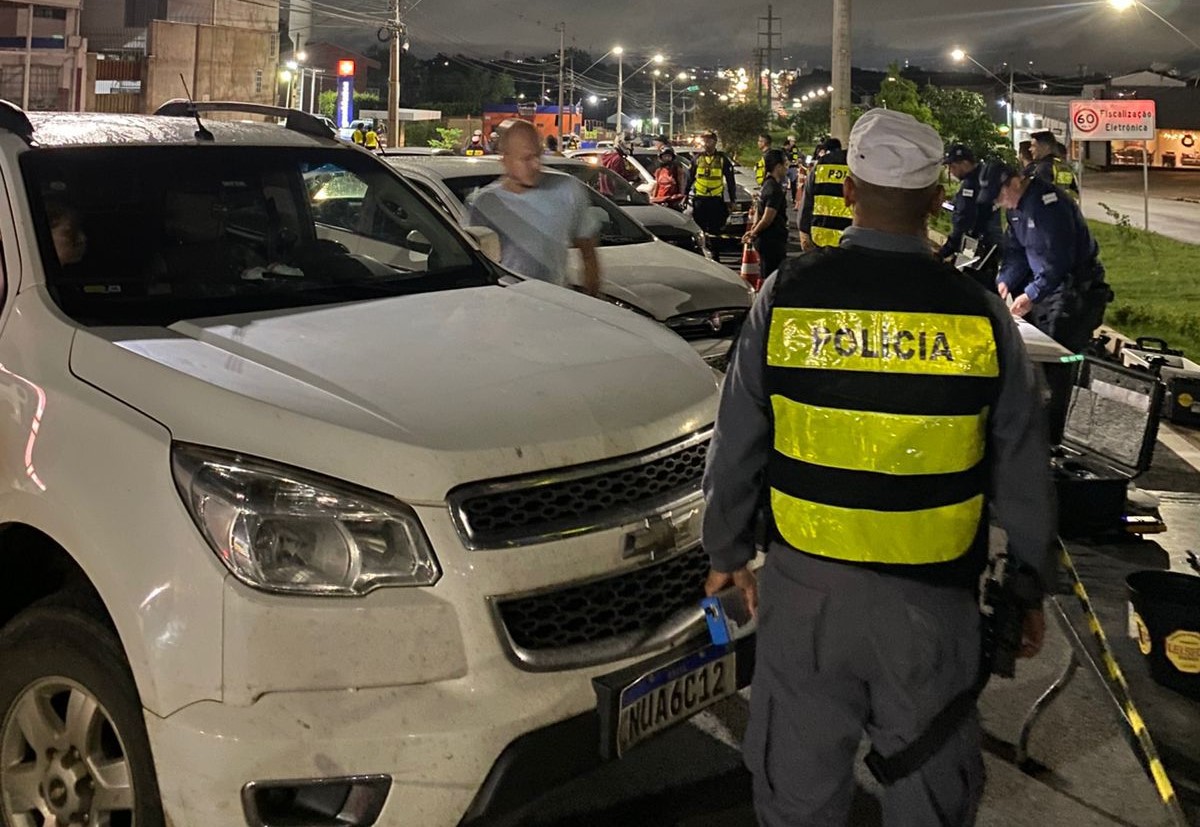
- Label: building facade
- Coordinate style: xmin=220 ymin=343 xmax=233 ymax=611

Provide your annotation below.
xmin=81 ymin=0 xmax=277 ymax=114
xmin=0 ymin=0 xmax=88 ymax=110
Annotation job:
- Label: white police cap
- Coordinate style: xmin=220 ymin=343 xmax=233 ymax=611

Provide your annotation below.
xmin=847 ymin=109 xmax=944 ymax=190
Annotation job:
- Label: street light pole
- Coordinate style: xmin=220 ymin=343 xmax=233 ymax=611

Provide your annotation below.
xmin=615 ymin=46 xmax=624 ymax=141
xmin=953 ymin=48 xmax=1018 ymax=149
xmin=652 ymin=70 xmax=658 ymax=128
xmin=556 ymin=22 xmax=565 ymax=147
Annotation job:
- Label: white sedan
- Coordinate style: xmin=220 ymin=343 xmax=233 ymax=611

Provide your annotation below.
xmin=385 ymin=156 xmax=753 ymax=370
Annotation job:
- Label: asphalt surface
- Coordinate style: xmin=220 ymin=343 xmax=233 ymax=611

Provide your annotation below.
xmin=509 ymin=434 xmax=1200 ymax=826
xmin=1082 ymin=170 xmax=1200 ymax=245
xmin=509 ymin=229 xmax=1200 ymax=825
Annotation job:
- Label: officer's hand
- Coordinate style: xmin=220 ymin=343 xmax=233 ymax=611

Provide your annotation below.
xmin=1010 ymin=293 xmax=1033 ymax=318
xmin=1019 ymin=608 xmax=1046 ymax=659
xmin=705 ymin=566 xmax=759 ymax=619
xmin=800 ymin=233 xmax=816 ymax=252
xmin=997 ymin=282 xmax=1010 ymax=300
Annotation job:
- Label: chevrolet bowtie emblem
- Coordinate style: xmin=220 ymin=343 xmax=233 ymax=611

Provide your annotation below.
xmin=623 ymin=507 xmax=701 ymax=561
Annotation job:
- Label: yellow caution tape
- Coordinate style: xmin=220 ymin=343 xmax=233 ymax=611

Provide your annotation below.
xmin=1059 ymin=547 xmax=1185 ymax=819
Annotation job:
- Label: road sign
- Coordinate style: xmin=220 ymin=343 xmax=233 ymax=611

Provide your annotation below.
xmin=1069 ymin=99 xmax=1156 ymax=141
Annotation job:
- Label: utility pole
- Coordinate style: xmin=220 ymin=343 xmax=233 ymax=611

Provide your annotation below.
xmin=669 ymin=78 xmax=675 ymax=138
xmin=831 ymin=0 xmax=851 ymax=144
xmin=387 ymin=0 xmax=401 ymax=147
xmin=758 ymin=4 xmax=781 ymax=114
xmin=754 ymin=48 xmax=764 ymax=105
xmin=616 ymin=50 xmax=624 ymax=141
xmin=556 ymin=23 xmax=565 ymax=146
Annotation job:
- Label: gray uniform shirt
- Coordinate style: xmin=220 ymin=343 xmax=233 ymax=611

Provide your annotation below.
xmin=466 ymin=173 xmax=602 ymax=286
xmin=702 ymin=226 xmax=1057 ymax=596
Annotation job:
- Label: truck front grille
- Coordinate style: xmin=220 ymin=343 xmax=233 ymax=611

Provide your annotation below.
xmin=448 ymin=430 xmax=710 ymax=549
xmin=492 ymin=544 xmax=710 ymax=669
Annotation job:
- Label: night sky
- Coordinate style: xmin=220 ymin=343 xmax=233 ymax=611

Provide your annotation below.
xmin=392 ymin=0 xmax=1199 ymax=75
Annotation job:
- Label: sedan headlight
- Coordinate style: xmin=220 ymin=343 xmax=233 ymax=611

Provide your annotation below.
xmin=172 ymin=444 xmax=440 ymax=595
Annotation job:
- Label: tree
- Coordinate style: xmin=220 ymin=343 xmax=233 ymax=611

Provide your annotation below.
xmin=319 ymin=90 xmax=336 ymax=119
xmin=877 ymin=63 xmax=937 ymax=129
xmin=428 ymin=127 xmax=463 ymax=150
xmin=694 ymin=100 xmax=768 ymax=163
xmin=921 ymin=84 xmax=1015 ymax=165
xmin=788 ymin=98 xmax=831 ymax=143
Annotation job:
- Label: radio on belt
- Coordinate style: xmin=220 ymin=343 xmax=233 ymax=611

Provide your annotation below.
xmin=702 ymin=587 xmax=755 ymax=646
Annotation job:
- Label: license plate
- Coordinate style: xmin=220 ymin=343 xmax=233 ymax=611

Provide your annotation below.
xmin=615 ymin=645 xmax=735 ymax=757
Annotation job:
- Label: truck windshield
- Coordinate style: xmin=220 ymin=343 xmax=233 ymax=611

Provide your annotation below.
xmin=23 ymin=145 xmax=491 ymax=327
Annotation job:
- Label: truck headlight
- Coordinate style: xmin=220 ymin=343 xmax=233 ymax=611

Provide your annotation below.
xmin=172 ymin=444 xmax=440 ymax=595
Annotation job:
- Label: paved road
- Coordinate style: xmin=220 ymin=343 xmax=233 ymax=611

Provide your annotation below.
xmin=1082 ymin=170 xmax=1200 ymax=245
xmin=496 ymin=413 xmax=1200 ymax=826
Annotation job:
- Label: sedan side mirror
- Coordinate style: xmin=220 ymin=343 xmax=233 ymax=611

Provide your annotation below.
xmin=405 ymin=230 xmax=432 ymax=255
xmin=462 ymin=225 xmax=502 ymax=262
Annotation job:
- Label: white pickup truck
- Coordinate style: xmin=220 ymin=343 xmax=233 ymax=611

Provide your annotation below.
xmin=0 ymin=101 xmax=749 ymax=827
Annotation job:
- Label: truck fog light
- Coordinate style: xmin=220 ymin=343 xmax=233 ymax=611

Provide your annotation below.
xmin=242 ymin=775 xmax=391 ymax=827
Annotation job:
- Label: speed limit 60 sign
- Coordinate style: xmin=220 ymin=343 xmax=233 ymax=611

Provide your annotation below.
xmin=1070 ymin=100 xmax=1156 ymax=141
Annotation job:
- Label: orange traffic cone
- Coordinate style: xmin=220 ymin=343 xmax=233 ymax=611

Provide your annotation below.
xmin=740 ymin=242 xmax=762 ymax=291
xmin=740 ymin=198 xmax=762 ymax=291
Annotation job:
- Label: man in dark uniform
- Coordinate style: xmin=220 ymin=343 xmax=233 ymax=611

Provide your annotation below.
xmin=995 ymin=164 xmax=1110 ymax=352
xmin=743 ymin=149 xmax=790 ymax=281
xmin=703 ymin=109 xmax=1055 ymax=827
xmin=797 ymin=137 xmax=850 ymax=251
xmin=940 ymin=144 xmax=1004 ymax=289
xmin=686 ymin=130 xmax=738 ymax=259
xmin=995 ymin=162 xmax=1110 ymax=447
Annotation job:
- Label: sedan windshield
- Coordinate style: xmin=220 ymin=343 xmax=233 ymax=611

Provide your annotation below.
xmin=550 ymin=163 xmax=642 ymax=206
xmin=24 ymin=145 xmax=489 ymax=326
xmin=441 ymin=173 xmax=654 ymax=246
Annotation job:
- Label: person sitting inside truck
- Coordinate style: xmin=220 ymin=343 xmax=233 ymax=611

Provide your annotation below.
xmin=47 ymin=201 xmax=88 ymax=267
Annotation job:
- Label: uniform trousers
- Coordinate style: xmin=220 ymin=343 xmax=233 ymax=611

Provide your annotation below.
xmin=745 ymin=547 xmax=985 ymax=827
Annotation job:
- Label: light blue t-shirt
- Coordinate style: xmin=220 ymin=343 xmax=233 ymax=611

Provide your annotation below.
xmin=466 ymin=173 xmax=603 ymax=286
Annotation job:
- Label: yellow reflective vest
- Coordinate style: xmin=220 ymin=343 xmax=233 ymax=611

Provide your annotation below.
xmin=693 ymin=153 xmax=728 ymax=198
xmin=1053 ymin=158 xmax=1079 ymax=201
xmin=809 ymin=155 xmax=852 ymax=247
xmin=764 ymin=249 xmax=1000 ymax=567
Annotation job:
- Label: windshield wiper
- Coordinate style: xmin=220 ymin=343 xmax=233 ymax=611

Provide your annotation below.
xmin=600 ymin=234 xmax=643 ymax=246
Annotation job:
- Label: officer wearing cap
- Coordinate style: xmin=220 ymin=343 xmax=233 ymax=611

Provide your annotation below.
xmin=798 ymin=136 xmax=850 ymax=250
xmin=994 ymin=164 xmax=1110 ymax=352
xmin=464 ymin=129 xmax=488 ymax=156
xmin=686 ymin=130 xmax=738 ymax=258
xmin=703 ymin=108 xmax=1055 ymax=826
xmin=941 ymin=144 xmax=1005 ymax=288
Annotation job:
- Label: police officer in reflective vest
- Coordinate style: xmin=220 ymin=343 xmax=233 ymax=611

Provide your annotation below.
xmin=798 ymin=137 xmax=851 ymax=250
xmin=940 ymin=144 xmax=1004 ymax=288
xmin=464 ymin=129 xmax=488 ymax=156
xmin=755 ymin=132 xmax=773 ymax=188
xmin=703 ymin=109 xmax=1055 ymax=827
xmin=783 ymin=135 xmax=802 ymax=203
xmin=686 ymin=130 xmax=738 ymax=258
xmin=1030 ymin=131 xmax=1079 ymax=202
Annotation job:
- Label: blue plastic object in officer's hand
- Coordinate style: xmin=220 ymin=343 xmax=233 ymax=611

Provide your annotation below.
xmin=702 ymin=587 xmax=755 ymax=646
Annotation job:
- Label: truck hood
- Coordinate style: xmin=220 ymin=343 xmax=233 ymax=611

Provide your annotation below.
xmin=589 ymin=240 xmax=752 ymax=321
xmin=69 ymin=280 xmax=719 ymax=502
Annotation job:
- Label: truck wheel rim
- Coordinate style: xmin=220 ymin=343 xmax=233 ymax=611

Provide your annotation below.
xmin=1 ymin=677 xmax=135 ymax=826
